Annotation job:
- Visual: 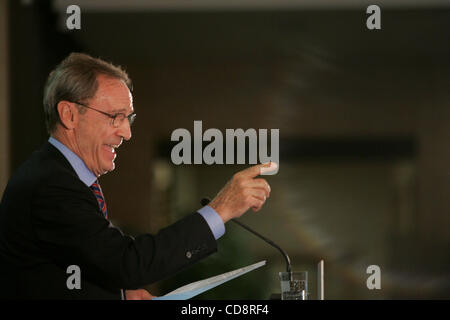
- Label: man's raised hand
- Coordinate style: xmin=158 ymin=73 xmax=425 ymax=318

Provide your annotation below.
xmin=209 ymin=162 xmax=277 ymax=223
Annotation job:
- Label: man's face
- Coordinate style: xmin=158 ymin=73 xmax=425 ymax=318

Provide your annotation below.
xmin=74 ymin=75 xmax=133 ymax=176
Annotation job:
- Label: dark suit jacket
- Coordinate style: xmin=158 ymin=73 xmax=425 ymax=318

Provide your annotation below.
xmin=0 ymin=142 xmax=217 ymax=299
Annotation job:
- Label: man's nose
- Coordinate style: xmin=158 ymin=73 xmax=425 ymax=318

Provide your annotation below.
xmin=117 ymin=119 xmax=132 ymax=141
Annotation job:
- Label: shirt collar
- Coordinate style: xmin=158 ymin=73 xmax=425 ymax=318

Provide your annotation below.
xmin=48 ymin=137 xmax=97 ymax=187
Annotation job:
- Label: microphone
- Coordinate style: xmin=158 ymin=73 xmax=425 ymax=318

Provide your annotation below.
xmin=201 ymin=197 xmax=292 ymax=274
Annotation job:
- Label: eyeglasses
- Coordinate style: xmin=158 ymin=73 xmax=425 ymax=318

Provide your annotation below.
xmin=73 ymin=101 xmax=136 ymax=128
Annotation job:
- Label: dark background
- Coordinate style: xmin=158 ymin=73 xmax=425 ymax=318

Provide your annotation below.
xmin=2 ymin=0 xmax=450 ymax=299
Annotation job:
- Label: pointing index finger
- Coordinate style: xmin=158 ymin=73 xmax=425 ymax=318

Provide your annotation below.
xmin=241 ymin=162 xmax=278 ymax=178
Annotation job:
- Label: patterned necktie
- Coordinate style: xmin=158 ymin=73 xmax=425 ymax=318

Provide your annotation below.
xmin=90 ymin=181 xmax=108 ymax=219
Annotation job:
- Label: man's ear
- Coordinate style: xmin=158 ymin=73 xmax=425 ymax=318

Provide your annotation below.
xmin=57 ymin=101 xmax=78 ymax=130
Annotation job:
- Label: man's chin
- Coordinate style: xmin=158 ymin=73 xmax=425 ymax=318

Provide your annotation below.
xmin=100 ymin=162 xmax=116 ymax=176
xmin=108 ymin=162 xmax=116 ymax=172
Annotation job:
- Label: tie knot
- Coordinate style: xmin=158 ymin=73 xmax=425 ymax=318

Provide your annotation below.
xmin=90 ymin=182 xmax=101 ymax=192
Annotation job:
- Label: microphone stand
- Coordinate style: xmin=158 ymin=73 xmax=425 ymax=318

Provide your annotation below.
xmin=230 ymin=219 xmax=292 ymax=274
xmin=201 ymin=197 xmax=292 ymax=275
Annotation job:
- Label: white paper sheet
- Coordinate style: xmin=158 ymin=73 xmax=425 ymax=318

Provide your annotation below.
xmin=153 ymin=260 xmax=266 ymax=300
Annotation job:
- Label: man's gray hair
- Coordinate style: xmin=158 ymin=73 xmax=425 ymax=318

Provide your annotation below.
xmin=43 ymin=52 xmax=132 ymax=134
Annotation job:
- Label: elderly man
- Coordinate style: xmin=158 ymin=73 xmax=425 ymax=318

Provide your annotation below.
xmin=0 ymin=53 xmax=273 ymax=299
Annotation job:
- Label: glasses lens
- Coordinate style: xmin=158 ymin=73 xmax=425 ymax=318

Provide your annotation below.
xmin=112 ymin=114 xmax=126 ymax=128
xmin=128 ymin=113 xmax=136 ymax=126
xmin=112 ymin=113 xmax=136 ymax=127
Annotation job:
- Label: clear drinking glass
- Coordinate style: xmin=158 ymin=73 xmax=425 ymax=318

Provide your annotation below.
xmin=279 ymin=271 xmax=308 ymax=300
